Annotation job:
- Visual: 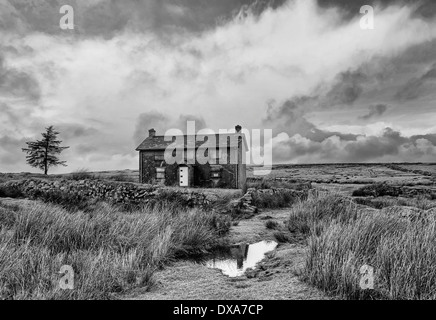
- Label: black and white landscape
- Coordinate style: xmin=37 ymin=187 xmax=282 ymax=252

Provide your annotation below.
xmin=0 ymin=0 xmax=436 ymax=302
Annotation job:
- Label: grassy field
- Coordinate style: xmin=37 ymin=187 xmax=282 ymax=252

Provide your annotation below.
xmin=0 ymin=169 xmax=139 ymax=184
xmin=288 ymin=192 xmax=436 ymax=299
xmin=0 ymin=197 xmax=231 ymax=299
xmin=1 ymin=163 xmax=436 ymax=300
xmin=247 ymin=163 xmax=436 ymax=299
xmin=248 ymin=163 xmax=436 ymax=198
xmin=248 ymin=163 xmax=436 ymax=185
xmin=2 ymin=162 xmax=435 ymax=187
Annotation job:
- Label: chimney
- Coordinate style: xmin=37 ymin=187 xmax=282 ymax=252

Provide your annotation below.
xmin=149 ymin=128 xmax=156 ymax=138
xmin=235 ymin=125 xmax=242 ymax=133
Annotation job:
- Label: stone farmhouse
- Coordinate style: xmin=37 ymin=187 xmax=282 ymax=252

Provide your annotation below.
xmin=136 ymin=125 xmax=248 ymax=189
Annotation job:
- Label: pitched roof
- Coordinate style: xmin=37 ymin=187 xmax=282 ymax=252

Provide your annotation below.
xmin=136 ymin=133 xmax=249 ymax=151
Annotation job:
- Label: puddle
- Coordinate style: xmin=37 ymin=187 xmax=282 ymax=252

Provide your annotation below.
xmin=205 ymin=241 xmax=278 ymax=277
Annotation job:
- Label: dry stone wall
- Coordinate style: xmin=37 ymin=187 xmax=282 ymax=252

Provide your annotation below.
xmin=2 ymin=179 xmax=240 ymax=207
xmin=229 ymin=187 xmax=308 ymax=214
xmin=2 ymin=179 xmax=311 ymax=212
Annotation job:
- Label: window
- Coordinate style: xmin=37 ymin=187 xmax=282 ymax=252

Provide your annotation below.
xmin=156 ymin=167 xmax=165 ymax=181
xmin=209 ymin=148 xmax=222 ymax=160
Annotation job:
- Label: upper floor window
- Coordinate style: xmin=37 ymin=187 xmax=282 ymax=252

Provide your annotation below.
xmin=209 ymin=148 xmax=223 ymax=160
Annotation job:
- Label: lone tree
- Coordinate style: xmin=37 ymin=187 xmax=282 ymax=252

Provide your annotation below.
xmin=22 ymin=126 xmax=70 ymax=175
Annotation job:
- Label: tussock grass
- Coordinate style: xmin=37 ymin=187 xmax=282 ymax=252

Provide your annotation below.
xmin=352 ymin=183 xmax=401 ymax=197
xmin=247 ymin=178 xmax=309 ymax=190
xmin=252 ymin=190 xmax=302 ymax=209
xmin=273 ymin=231 xmax=289 ymax=243
xmin=68 ymin=168 xmax=95 ymax=181
xmin=290 ymin=192 xmax=436 ymax=299
xmin=107 ymin=173 xmax=136 ymax=183
xmin=287 ymin=192 xmax=358 ymax=235
xmin=0 ymin=183 xmax=24 ymax=199
xmin=353 ymin=196 xmax=436 ymax=211
xmin=0 ymin=239 xmax=154 ymax=300
xmin=265 ymin=220 xmax=280 ymax=230
xmin=26 ymin=188 xmax=99 ymax=213
xmin=303 ymin=213 xmax=436 ymax=299
xmin=0 ymin=200 xmax=230 ymax=299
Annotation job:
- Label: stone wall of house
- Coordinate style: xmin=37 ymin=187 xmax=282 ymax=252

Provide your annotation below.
xmin=140 ymin=150 xmax=165 ymax=184
xmin=140 ymin=150 xmax=240 ymax=189
xmin=2 ymin=179 xmax=242 ymax=207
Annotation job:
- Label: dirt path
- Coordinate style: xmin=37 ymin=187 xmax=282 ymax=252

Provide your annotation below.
xmin=125 ymin=209 xmax=328 ymax=300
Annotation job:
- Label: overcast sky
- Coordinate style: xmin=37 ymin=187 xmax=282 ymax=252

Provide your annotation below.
xmin=1 ymin=0 xmax=436 ymax=173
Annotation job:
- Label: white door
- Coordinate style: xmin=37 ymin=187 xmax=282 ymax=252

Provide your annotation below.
xmin=179 ymin=167 xmax=189 ymax=187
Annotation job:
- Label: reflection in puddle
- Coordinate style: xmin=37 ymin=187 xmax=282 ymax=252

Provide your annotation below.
xmin=205 ymin=241 xmax=278 ymax=277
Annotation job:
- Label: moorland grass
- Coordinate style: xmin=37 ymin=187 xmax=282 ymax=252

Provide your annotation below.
xmin=352 ymin=195 xmax=436 ymax=210
xmin=352 ymin=183 xmax=402 ymax=197
xmin=265 ymin=219 xmax=280 ymax=230
xmin=0 ymin=200 xmax=230 ymax=299
xmin=246 ymin=178 xmax=309 ymax=190
xmin=289 ymin=192 xmax=436 ymax=299
xmin=287 ymin=192 xmax=358 ymax=235
xmin=68 ymin=168 xmax=96 ymax=181
xmin=252 ymin=189 xmax=302 ymax=209
xmin=0 ymin=183 xmax=24 ymax=199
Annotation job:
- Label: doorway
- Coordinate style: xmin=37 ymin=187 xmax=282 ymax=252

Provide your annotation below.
xmin=179 ymin=166 xmax=188 ymax=187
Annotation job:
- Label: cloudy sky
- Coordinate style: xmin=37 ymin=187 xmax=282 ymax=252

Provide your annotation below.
xmin=1 ymin=0 xmax=436 ymax=173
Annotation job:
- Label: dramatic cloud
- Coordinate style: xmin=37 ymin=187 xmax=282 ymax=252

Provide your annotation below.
xmin=263 ymin=67 xmax=385 ymax=136
xmin=0 ymin=0 xmax=287 ymax=36
xmin=272 ymin=128 xmax=436 ymax=164
xmin=396 ymin=63 xmax=436 ymax=101
xmin=318 ymin=0 xmax=436 ymax=19
xmin=1 ymin=0 xmax=436 ymax=172
xmin=0 ymin=54 xmax=40 ymax=101
xmin=359 ymin=104 xmax=388 ymax=120
xmin=0 ymin=135 xmax=28 ymax=170
xmin=133 ymin=111 xmax=207 ymax=145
